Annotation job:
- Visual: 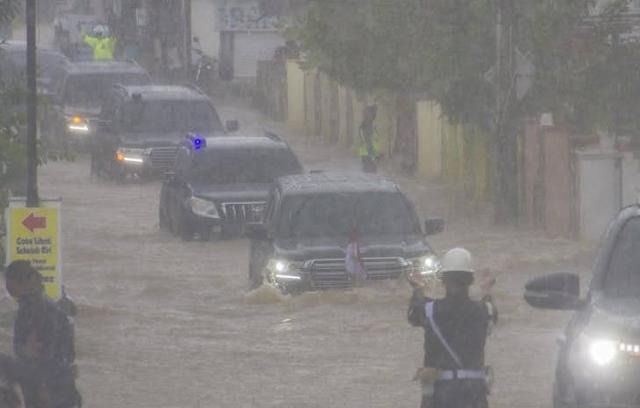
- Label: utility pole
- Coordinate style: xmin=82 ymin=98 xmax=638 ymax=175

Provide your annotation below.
xmin=185 ymin=0 xmax=192 ymax=78
xmin=26 ymin=0 xmax=39 ymax=208
xmin=494 ymin=0 xmax=517 ymax=223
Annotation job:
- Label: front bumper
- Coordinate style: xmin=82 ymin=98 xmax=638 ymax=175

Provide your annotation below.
xmin=562 ymin=361 xmax=640 ymax=407
xmin=270 ymin=257 xmax=413 ymax=293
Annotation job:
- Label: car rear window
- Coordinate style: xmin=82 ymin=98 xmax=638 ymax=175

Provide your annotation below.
xmin=63 ymin=72 xmax=151 ymax=107
xmin=276 ymin=191 xmax=420 ymax=238
xmin=118 ymin=100 xmax=223 ymax=134
xmin=604 ymin=216 xmax=640 ymax=298
xmin=187 ymin=148 xmax=302 ymax=184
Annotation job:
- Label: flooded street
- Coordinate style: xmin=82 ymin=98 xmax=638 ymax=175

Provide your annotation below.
xmin=1 ymin=104 xmax=593 ymax=408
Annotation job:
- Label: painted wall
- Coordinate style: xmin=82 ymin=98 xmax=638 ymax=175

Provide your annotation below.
xmin=285 ymin=60 xmax=492 ymax=205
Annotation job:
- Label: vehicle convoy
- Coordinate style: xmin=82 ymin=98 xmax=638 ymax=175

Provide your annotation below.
xmin=246 ymin=172 xmax=445 ymax=293
xmin=159 ymin=134 xmax=303 ymax=241
xmin=90 ymin=85 xmax=231 ymax=180
xmin=48 ymin=60 xmax=151 ymax=150
xmin=525 ymin=205 xmax=640 ymax=408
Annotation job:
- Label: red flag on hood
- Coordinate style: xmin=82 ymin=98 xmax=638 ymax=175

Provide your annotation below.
xmin=345 ymin=227 xmax=366 ymax=282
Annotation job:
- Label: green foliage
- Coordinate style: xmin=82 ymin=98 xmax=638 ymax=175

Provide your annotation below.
xmin=0 ymin=0 xmax=20 ymax=25
xmin=294 ymin=0 xmax=640 ymax=136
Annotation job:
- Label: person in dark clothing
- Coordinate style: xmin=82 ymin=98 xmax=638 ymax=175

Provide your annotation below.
xmin=408 ymin=248 xmax=497 ymax=408
xmin=4 ymin=261 xmax=80 ymax=408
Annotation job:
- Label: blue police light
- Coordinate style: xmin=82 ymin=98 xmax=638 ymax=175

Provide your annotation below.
xmin=187 ymin=133 xmax=207 ymax=150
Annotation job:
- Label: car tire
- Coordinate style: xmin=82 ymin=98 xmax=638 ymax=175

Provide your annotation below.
xmin=248 ymin=264 xmax=263 ymax=290
xmin=159 ymin=206 xmax=170 ymax=231
xmin=177 ymin=211 xmax=194 ymax=241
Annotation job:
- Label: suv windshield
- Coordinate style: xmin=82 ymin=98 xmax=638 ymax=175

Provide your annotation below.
xmin=187 ymin=149 xmax=301 ymax=184
xmin=277 ymin=192 xmax=420 ymax=238
xmin=119 ymin=100 xmax=223 ymax=134
xmin=604 ymin=217 xmax=640 ymax=298
xmin=64 ymin=72 xmax=150 ymax=107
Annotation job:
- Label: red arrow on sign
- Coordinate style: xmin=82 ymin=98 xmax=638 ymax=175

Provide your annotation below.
xmin=22 ymin=213 xmax=47 ymax=233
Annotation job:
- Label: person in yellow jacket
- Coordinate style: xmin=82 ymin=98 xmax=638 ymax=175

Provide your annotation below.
xmin=84 ymin=25 xmax=117 ymax=61
xmin=356 ymin=104 xmax=382 ymax=173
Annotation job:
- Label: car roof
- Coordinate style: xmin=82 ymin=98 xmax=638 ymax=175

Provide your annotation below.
xmin=1 ymin=40 xmax=63 ymax=55
xmin=198 ymin=135 xmax=291 ymax=151
xmin=63 ymin=60 xmax=148 ymax=75
xmin=116 ymin=85 xmax=208 ymax=101
xmin=276 ymin=172 xmax=400 ymax=195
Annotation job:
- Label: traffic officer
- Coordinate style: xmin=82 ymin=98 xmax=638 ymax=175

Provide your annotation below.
xmin=408 ymin=248 xmax=497 ymax=408
xmin=4 ymin=261 xmax=80 ymax=408
xmin=83 ymin=25 xmax=117 ymax=61
xmin=357 ymin=104 xmax=382 ymax=173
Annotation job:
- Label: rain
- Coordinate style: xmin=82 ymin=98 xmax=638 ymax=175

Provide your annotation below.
xmin=0 ymin=1 xmax=639 ymax=408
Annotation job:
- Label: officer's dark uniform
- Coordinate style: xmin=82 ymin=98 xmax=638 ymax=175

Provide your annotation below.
xmin=14 ymin=292 xmax=80 ymax=408
xmin=408 ymin=289 xmax=491 ymax=408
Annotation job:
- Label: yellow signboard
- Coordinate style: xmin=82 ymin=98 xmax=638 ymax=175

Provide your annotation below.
xmin=6 ymin=204 xmax=62 ymax=300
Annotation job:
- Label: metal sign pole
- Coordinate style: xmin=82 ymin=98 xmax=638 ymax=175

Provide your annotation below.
xmin=26 ymin=0 xmax=39 ymax=208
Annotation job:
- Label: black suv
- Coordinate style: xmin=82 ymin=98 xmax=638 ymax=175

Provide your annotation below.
xmin=159 ymin=134 xmax=303 ymax=241
xmin=90 ymin=85 xmax=231 ymax=180
xmin=48 ymin=60 xmax=152 ymax=150
xmin=246 ymin=172 xmax=445 ymax=293
xmin=525 ymin=205 xmax=640 ymax=408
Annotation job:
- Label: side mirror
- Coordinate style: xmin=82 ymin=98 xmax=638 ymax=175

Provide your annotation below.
xmin=424 ymin=218 xmax=445 ymax=236
xmin=226 ymin=120 xmax=239 ymax=133
xmin=524 ymin=273 xmax=583 ymax=310
xmin=246 ymin=224 xmax=269 ymax=241
xmin=193 ymin=36 xmax=200 ymax=43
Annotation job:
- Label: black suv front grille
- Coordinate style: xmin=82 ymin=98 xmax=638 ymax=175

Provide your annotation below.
xmin=221 ymin=202 xmax=265 ymax=224
xmin=149 ymin=147 xmax=179 ymax=172
xmin=307 ymin=257 xmax=406 ymax=289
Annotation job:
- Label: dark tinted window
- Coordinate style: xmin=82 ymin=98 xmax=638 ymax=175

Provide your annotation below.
xmin=63 ymin=72 xmax=151 ymax=107
xmin=277 ymin=191 xmax=420 ymax=238
xmin=605 ymin=217 xmax=640 ymax=298
xmin=119 ymin=100 xmax=223 ymax=134
xmin=187 ymin=148 xmax=301 ymax=184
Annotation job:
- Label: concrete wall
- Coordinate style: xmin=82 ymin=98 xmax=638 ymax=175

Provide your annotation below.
xmin=285 ymin=60 xmax=492 ymax=205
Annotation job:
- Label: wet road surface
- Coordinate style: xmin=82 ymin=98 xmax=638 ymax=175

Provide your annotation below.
xmin=0 ymin=103 xmax=595 ymax=408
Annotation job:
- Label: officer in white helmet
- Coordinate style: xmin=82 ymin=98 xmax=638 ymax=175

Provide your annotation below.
xmin=408 ymin=248 xmax=497 ymax=408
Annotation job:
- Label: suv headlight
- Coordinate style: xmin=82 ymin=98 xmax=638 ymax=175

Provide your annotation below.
xmin=573 ymin=334 xmax=619 ymax=367
xmin=115 ymin=148 xmax=146 ymax=164
xmin=589 ymin=339 xmax=618 ymax=366
xmin=66 ymin=115 xmax=90 ymax=133
xmin=266 ymin=259 xmax=301 ymax=281
xmin=407 ymin=254 xmax=441 ymax=276
xmin=190 ymin=197 xmax=220 ymax=219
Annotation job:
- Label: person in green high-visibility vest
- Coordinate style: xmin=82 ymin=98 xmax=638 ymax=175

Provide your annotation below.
xmin=357 ymin=104 xmax=382 ymax=173
xmin=84 ymin=25 xmax=117 ymax=61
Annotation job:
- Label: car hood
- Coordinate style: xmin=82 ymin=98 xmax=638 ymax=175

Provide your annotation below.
xmin=273 ymin=235 xmax=430 ymax=262
xmin=119 ymin=132 xmax=223 ymax=148
xmin=586 ymin=297 xmax=640 ymax=340
xmin=191 ymin=183 xmax=271 ymax=202
xmin=64 ymin=106 xmax=102 ymax=118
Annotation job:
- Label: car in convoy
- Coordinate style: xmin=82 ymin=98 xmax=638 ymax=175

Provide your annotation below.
xmin=0 ymin=40 xmax=68 ymax=95
xmin=525 ymin=205 xmax=640 ymax=408
xmin=159 ymin=134 xmax=303 ymax=241
xmin=90 ymin=85 xmax=232 ymax=180
xmin=246 ymin=172 xmax=445 ymax=293
xmin=48 ymin=60 xmax=151 ymax=150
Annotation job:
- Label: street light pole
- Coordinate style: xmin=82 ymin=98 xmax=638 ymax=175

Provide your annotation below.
xmin=25 ymin=0 xmax=39 ymax=208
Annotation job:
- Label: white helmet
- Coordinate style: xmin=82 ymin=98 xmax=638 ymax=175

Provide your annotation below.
xmin=439 ymin=247 xmax=474 ymax=275
xmin=92 ymin=25 xmax=108 ymax=37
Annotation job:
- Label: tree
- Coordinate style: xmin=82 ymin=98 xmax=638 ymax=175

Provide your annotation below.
xmin=294 ymin=0 xmax=640 ymax=223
